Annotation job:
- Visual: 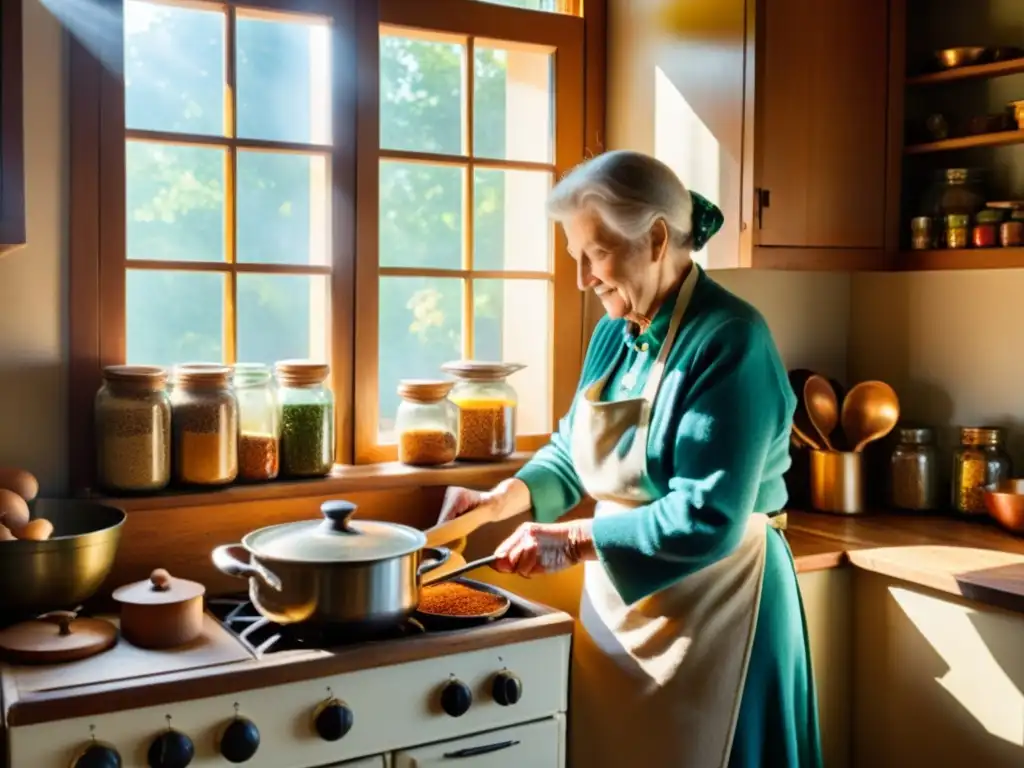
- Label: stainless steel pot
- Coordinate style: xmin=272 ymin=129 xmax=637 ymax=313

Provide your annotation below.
xmin=0 ymin=500 xmax=126 ymax=621
xmin=211 ymin=500 xmax=450 ymax=627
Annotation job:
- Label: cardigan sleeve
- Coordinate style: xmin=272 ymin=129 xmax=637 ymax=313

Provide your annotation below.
xmin=591 ymin=317 xmax=791 ymax=605
xmin=514 ymin=316 xmax=620 ymax=524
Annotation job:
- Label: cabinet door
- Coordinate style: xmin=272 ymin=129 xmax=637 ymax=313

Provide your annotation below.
xmin=0 ymin=0 xmax=25 ymax=250
xmin=755 ymin=0 xmax=888 ymax=249
xmin=393 ymin=718 xmax=562 ymax=767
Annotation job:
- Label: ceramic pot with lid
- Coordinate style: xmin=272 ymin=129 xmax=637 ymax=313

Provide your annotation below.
xmin=112 ymin=568 xmax=206 ymax=649
xmin=211 ymin=500 xmax=450 ymax=627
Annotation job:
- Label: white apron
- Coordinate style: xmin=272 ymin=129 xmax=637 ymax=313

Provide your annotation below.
xmin=568 ymin=267 xmax=775 ymax=768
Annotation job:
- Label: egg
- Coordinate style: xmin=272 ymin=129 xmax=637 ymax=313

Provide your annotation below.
xmin=17 ymin=518 xmax=53 ymax=541
xmin=0 ymin=467 xmax=39 ymax=502
xmin=0 ymin=488 xmax=30 ymax=535
xmin=0 ymin=523 xmax=14 ymax=542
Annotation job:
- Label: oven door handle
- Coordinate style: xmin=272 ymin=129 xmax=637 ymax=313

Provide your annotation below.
xmin=443 ymin=739 xmax=520 ymax=759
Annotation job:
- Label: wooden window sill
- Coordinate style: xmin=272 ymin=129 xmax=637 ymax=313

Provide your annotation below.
xmin=88 ymin=453 xmax=533 ymax=512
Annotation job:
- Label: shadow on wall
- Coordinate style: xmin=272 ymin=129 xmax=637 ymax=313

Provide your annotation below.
xmin=0 ymin=362 xmax=66 ymax=493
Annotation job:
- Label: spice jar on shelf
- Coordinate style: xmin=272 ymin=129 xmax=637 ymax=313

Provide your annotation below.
xmin=951 ymin=426 xmax=1012 ymax=515
xmin=910 ymin=216 xmax=934 ymax=250
xmin=945 ymin=214 xmax=970 ymax=250
xmin=276 ymin=360 xmax=334 ymax=477
xmin=95 ymin=365 xmax=172 ymax=493
xmin=171 ymin=365 xmax=239 ymax=487
xmin=234 ymin=363 xmax=280 ymax=482
xmin=1001 ymin=215 xmax=1024 ymax=247
xmin=972 ymin=209 xmax=1002 ymax=249
xmin=395 ymin=380 xmax=459 ymax=467
xmin=442 ymin=361 xmax=525 ymax=461
xmin=888 ymin=426 xmax=940 ymax=512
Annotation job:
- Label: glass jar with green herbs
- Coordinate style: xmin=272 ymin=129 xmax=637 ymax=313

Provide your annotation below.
xmin=275 ymin=360 xmax=335 ymax=477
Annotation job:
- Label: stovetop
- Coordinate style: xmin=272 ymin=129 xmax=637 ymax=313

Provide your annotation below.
xmin=207 ymin=587 xmax=530 ymax=658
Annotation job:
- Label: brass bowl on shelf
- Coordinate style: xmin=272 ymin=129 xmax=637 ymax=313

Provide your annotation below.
xmin=933 ymin=47 xmax=987 ymax=70
xmin=983 ymin=479 xmax=1024 ymax=536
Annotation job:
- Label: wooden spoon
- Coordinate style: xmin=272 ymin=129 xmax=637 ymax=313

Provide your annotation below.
xmin=841 ymin=380 xmax=900 ymax=452
xmin=787 ymin=369 xmax=822 ymax=450
xmin=803 ymin=375 xmax=839 ymax=451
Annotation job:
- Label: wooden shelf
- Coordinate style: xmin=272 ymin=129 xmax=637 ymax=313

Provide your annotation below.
xmin=905 ymin=130 xmax=1024 ymax=155
xmin=899 ymin=247 xmax=1024 ymax=271
xmin=907 ymin=57 xmax=1024 ymax=86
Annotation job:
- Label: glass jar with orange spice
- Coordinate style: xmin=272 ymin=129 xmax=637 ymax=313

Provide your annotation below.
xmin=170 ymin=364 xmax=239 ymax=487
xmin=233 ymin=363 xmax=279 ymax=482
xmin=395 ymin=380 xmax=459 ymax=467
xmin=442 ymin=361 xmax=525 ymax=461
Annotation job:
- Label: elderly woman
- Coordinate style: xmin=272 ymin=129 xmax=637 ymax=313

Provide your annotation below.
xmin=437 ymin=150 xmax=821 ymax=767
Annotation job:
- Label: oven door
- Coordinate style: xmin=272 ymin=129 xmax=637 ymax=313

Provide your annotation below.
xmin=393 ymin=717 xmax=564 ymax=767
xmin=321 ymin=756 xmax=387 ymax=767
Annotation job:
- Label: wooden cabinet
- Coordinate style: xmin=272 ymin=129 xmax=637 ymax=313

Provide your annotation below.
xmin=606 ymin=0 xmax=891 ymax=270
xmin=0 ymin=0 xmax=24 ymax=252
xmin=753 ymin=0 xmax=889 ymax=251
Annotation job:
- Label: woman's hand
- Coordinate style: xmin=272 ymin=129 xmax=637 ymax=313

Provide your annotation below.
xmin=493 ymin=519 xmax=595 ymax=577
xmin=436 ymin=478 xmax=532 ymax=526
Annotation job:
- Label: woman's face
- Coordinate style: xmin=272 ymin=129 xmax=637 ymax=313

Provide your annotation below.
xmin=562 ymin=208 xmax=668 ymax=320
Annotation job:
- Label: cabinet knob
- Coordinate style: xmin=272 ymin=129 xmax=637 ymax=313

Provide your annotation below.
xmin=72 ymin=744 xmax=122 ymax=768
xmin=147 ymin=729 xmax=194 ymax=768
xmin=440 ymin=679 xmax=473 ymax=717
xmin=492 ymin=671 xmax=522 ymax=706
xmin=313 ymin=698 xmax=354 ymax=742
xmin=219 ymin=717 xmax=260 ymax=763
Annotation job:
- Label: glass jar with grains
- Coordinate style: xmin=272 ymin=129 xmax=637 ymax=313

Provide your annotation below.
xmin=952 ymin=426 xmax=1012 ymax=515
xmin=276 ymin=360 xmax=335 ymax=477
xmin=171 ymin=365 xmax=239 ymax=487
xmin=442 ymin=361 xmax=525 ymax=461
xmin=95 ymin=365 xmax=172 ymax=493
xmin=234 ymin=363 xmax=280 ymax=482
xmin=395 ymin=380 xmax=459 ymax=467
xmin=888 ymin=426 xmax=940 ymax=512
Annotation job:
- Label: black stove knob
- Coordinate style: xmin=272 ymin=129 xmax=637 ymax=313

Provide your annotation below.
xmin=492 ymin=671 xmax=523 ymax=706
xmin=440 ymin=679 xmax=473 ymax=717
xmin=314 ymin=698 xmax=354 ymax=741
xmin=219 ymin=717 xmax=260 ymax=763
xmin=73 ymin=744 xmax=122 ymax=768
xmin=147 ymin=729 xmax=194 ymax=768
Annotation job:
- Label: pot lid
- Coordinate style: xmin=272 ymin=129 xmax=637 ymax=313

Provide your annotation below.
xmin=112 ymin=568 xmax=206 ymax=606
xmin=0 ymin=611 xmax=118 ymax=664
xmin=244 ymin=500 xmax=427 ymax=563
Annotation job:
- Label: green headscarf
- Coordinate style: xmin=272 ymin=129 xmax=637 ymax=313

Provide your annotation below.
xmin=689 ymin=191 xmax=724 ymax=251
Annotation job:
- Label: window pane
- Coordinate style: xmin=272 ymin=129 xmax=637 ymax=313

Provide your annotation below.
xmin=474 ymin=169 xmax=552 ymax=271
xmin=474 ymin=0 xmax=565 ymax=11
xmin=126 ymin=270 xmax=225 ymax=366
xmin=124 ymin=0 xmax=225 ymax=136
xmin=380 ymin=34 xmax=464 ymax=155
xmin=474 ymin=44 xmax=553 ymax=163
xmin=237 ymin=151 xmax=329 ymax=266
xmin=236 ymin=14 xmax=331 ymax=145
xmin=379 ymin=277 xmax=464 ymax=438
xmin=237 ymin=274 xmax=329 ymax=365
xmin=126 ymin=142 xmax=226 ymax=263
xmin=473 ymin=279 xmax=550 ymax=434
xmin=380 ymin=161 xmax=464 ymax=270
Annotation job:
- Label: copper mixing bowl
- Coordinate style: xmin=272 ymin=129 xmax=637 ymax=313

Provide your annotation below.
xmin=983 ymin=479 xmax=1024 ymax=536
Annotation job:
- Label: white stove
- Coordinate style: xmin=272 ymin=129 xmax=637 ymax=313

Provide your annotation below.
xmin=1 ymin=584 xmax=572 ymax=768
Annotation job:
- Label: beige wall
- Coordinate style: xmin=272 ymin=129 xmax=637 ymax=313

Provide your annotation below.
xmin=0 ymin=0 xmax=67 ymax=494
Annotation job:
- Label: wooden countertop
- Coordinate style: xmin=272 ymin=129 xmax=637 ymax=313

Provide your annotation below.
xmin=786 ymin=509 xmax=1024 ymax=614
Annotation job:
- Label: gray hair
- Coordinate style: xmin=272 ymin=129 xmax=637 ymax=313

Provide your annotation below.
xmin=546 ymin=150 xmax=694 ymax=249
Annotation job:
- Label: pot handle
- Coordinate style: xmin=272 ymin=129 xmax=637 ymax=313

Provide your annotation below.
xmin=212 ymin=545 xmax=283 ymax=591
xmin=418 ymin=546 xmax=451 ymax=578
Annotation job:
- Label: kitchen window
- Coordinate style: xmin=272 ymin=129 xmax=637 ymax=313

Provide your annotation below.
xmin=69 ymin=0 xmax=596 ymax=490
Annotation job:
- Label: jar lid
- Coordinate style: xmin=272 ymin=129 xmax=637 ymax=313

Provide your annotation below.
xmin=945 ymin=214 xmax=970 ymax=227
xmin=174 ymin=364 xmax=232 ymax=387
xmin=897 ymin=426 xmax=934 ymax=444
xmin=243 ymin=500 xmax=427 ymax=563
xmin=975 ymin=209 xmax=1004 ymax=223
xmin=960 ymin=426 xmax=1004 ymax=446
xmin=103 ymin=365 xmax=168 ymax=389
xmin=985 ymin=200 xmax=1023 ymax=211
xmin=111 ymin=568 xmax=206 ymax=606
xmin=910 ymin=216 xmax=933 ymax=228
xmin=441 ymin=361 xmax=526 ymax=382
xmin=275 ymin=360 xmax=330 ymax=386
xmin=233 ymin=363 xmax=272 ymax=386
xmin=398 ymin=379 xmax=454 ymax=403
